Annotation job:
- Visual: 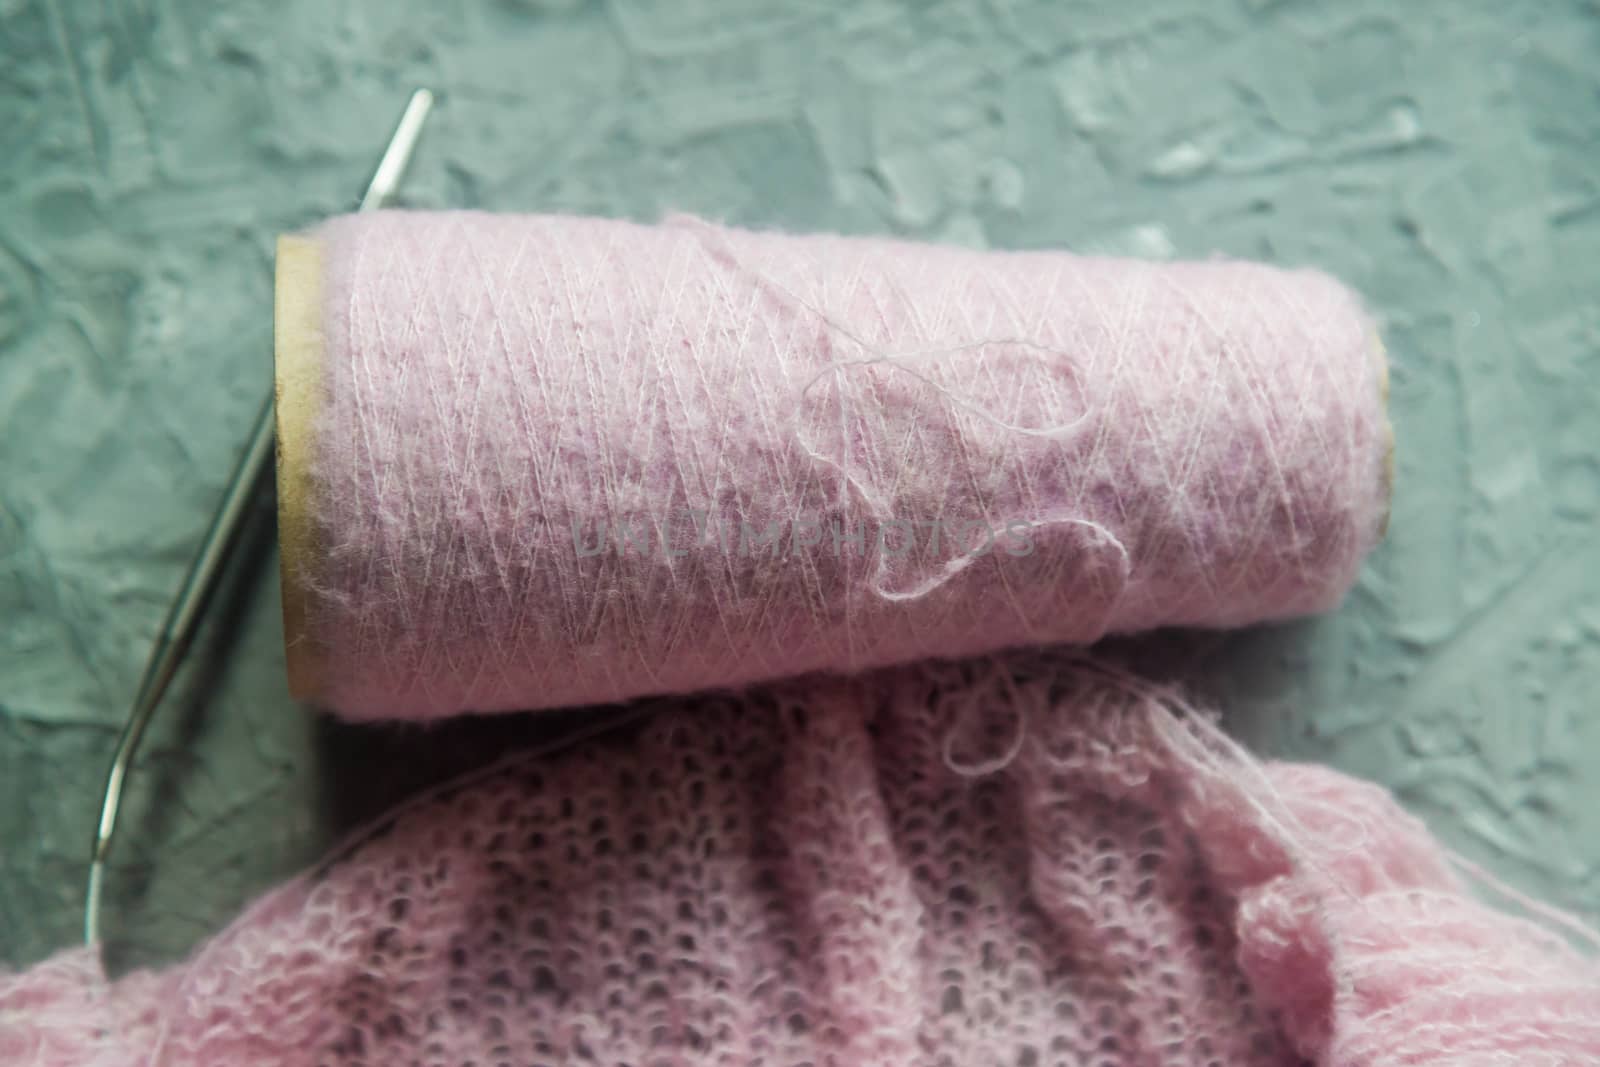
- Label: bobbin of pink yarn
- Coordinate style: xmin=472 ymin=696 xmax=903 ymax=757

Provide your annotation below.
xmin=274 ymin=212 xmax=1391 ymax=720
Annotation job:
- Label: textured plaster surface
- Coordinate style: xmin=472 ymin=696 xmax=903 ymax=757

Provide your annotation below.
xmin=2 ymin=0 xmax=1598 ymax=971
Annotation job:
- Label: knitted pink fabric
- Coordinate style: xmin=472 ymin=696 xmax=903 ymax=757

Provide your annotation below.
xmin=7 ymin=654 xmax=1597 ymax=1064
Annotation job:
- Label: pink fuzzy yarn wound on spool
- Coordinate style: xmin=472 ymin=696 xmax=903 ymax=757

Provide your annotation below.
xmin=301 ymin=212 xmax=1388 ymax=719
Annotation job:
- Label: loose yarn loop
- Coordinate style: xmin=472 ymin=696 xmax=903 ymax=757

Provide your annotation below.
xmin=300 ymin=211 xmax=1389 ymax=719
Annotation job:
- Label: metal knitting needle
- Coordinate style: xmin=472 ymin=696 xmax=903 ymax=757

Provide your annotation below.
xmin=84 ymin=88 xmax=435 ymax=947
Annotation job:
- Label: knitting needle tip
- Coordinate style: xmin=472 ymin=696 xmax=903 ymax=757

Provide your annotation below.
xmin=359 ymin=89 xmax=434 ymax=212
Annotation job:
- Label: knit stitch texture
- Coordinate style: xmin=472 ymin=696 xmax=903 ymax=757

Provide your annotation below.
xmin=7 ymin=653 xmax=1596 ymax=1065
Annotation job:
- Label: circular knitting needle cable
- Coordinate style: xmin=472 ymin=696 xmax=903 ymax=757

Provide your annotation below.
xmin=83 ymin=88 xmax=436 ymax=948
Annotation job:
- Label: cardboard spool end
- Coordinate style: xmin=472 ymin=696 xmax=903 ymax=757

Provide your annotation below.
xmin=274 ymin=234 xmax=324 ymax=702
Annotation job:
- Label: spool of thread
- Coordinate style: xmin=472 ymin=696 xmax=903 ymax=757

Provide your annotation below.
xmin=274 ymin=212 xmax=1391 ymax=720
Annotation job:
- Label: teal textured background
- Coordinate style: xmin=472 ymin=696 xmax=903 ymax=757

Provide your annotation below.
xmin=2 ymin=0 xmax=1598 ymax=970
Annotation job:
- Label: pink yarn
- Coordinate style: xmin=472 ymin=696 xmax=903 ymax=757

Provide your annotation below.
xmin=304 ymin=212 xmax=1389 ymax=720
xmin=6 ymin=655 xmax=1597 ymax=1065
xmin=24 ymin=213 xmax=1580 ymax=1067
